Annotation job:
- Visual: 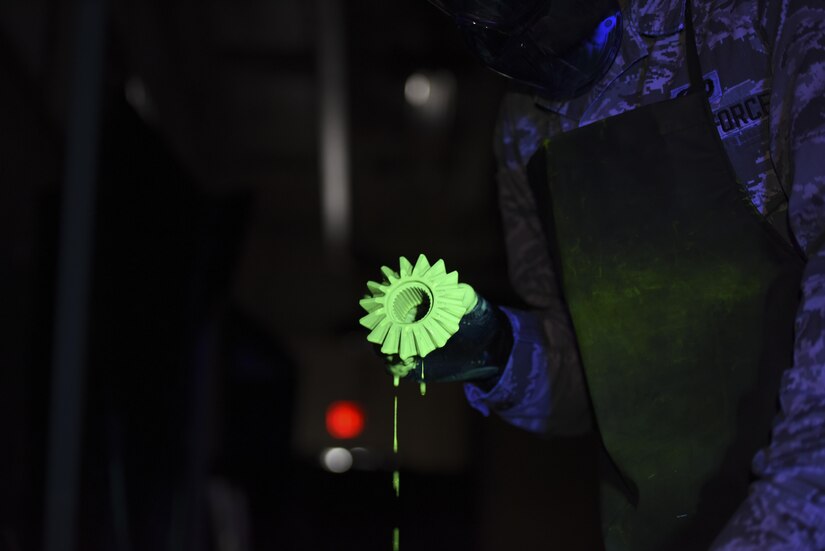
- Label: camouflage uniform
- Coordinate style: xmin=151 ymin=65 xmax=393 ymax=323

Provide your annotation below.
xmin=464 ymin=0 xmax=825 ymax=547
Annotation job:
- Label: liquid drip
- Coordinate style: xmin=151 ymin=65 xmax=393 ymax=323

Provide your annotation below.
xmin=419 ymin=361 xmax=426 ymax=396
xmin=393 ymin=395 xmax=398 ymax=454
xmin=393 ymin=392 xmax=400 ymax=550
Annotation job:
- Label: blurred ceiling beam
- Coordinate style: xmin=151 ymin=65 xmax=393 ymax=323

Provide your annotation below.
xmin=317 ymin=0 xmax=351 ymax=256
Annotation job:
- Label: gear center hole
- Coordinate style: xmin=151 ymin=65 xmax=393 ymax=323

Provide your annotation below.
xmin=391 ymin=283 xmax=433 ymax=324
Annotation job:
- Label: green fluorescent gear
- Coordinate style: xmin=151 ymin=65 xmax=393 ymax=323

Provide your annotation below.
xmin=359 ymin=254 xmax=476 ymax=363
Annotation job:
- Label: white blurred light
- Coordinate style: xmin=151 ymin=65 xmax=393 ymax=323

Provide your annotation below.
xmin=405 ymin=73 xmax=432 ymax=106
xmin=404 ymin=70 xmax=457 ymax=124
xmin=318 ymin=0 xmax=350 ymax=252
xmin=321 ymin=447 xmax=353 ymax=473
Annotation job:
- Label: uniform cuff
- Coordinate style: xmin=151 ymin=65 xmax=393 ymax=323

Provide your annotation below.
xmin=464 ymin=306 xmax=552 ymax=433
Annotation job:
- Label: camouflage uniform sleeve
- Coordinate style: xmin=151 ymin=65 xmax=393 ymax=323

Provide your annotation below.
xmin=464 ymin=92 xmax=594 ymax=437
xmin=711 ymin=0 xmax=825 ymax=548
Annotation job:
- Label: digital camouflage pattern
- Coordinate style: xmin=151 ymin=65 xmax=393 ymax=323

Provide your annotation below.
xmin=464 ymin=0 xmax=825 ymax=547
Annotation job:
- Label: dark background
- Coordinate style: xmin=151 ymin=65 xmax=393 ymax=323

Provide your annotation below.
xmin=0 ymin=0 xmax=601 ymax=549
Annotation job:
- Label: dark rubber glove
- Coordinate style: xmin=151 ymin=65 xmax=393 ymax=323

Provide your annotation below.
xmin=386 ymin=293 xmax=513 ymax=389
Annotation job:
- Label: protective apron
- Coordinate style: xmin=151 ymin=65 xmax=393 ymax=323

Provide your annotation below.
xmin=526 ymin=3 xmax=803 ymax=549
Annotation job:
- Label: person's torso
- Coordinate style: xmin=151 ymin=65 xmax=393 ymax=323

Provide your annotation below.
xmin=506 ymin=0 xmax=788 ymax=236
xmin=514 ymin=2 xmax=803 ymax=548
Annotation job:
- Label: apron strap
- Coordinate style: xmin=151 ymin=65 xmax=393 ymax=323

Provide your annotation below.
xmin=683 ymin=0 xmax=704 ymax=94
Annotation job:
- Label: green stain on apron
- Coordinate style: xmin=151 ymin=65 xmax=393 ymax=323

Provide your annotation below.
xmin=526 ymin=3 xmax=802 ymax=548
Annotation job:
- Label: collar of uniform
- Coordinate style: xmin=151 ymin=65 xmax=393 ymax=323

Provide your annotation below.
xmin=533 ymin=2 xmax=650 ymax=121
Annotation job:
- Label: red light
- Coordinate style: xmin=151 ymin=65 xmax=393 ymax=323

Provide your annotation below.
xmin=326 ymin=401 xmax=366 ymax=439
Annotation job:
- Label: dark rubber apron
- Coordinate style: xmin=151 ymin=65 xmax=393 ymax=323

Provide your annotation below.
xmin=526 ymin=3 xmax=803 ymax=549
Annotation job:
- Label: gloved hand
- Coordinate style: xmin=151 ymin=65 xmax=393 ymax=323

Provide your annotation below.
xmin=359 ymin=255 xmax=513 ymax=389
xmin=385 ymin=292 xmax=512 ymax=388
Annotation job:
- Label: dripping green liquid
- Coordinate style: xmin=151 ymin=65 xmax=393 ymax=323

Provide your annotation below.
xmin=393 ymin=392 xmax=400 ymax=550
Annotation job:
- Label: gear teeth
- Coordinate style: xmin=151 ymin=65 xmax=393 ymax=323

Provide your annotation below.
xmin=382 ymin=325 xmax=402 ymax=356
xmin=359 ymin=310 xmax=384 ymax=330
xmin=423 ymin=320 xmax=452 ymax=349
xmin=434 ymin=288 xmax=465 ymax=302
xmin=399 ymin=327 xmax=416 ymax=360
xmin=436 ymin=296 xmax=464 ymax=308
xmin=432 ymin=311 xmax=461 ymax=333
xmin=367 ymin=318 xmax=392 ymax=344
xmin=412 ymin=325 xmax=437 ymax=358
xmin=360 ymin=254 xmax=472 ymax=364
xmin=381 ymin=265 xmax=399 ymax=282
xmin=443 ymin=271 xmax=459 ymax=286
xmin=439 ymin=303 xmax=467 ymax=318
xmin=434 ymin=280 xmax=462 ymax=294
xmin=359 ymin=296 xmax=383 ymax=313
xmin=399 ymin=256 xmax=414 ymax=277
xmin=428 ymin=259 xmax=446 ymax=277
xmin=412 ymin=254 xmax=431 ymax=277
xmin=366 ymin=280 xmax=386 ymax=296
